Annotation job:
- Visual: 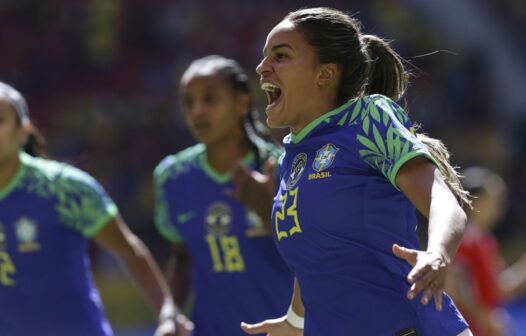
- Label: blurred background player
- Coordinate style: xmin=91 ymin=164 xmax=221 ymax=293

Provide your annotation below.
xmin=445 ymin=166 xmax=526 ymax=336
xmin=0 ymin=81 xmax=193 ymax=336
xmin=153 ymin=55 xmax=293 ymax=336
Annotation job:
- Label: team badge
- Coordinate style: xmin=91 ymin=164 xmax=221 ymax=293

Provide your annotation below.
xmin=286 ymin=153 xmax=307 ymax=190
xmin=15 ymin=217 xmax=41 ymax=253
xmin=245 ymin=211 xmax=268 ymax=237
xmin=312 ymin=143 xmax=339 ymax=172
xmin=205 ymin=202 xmax=232 ymax=236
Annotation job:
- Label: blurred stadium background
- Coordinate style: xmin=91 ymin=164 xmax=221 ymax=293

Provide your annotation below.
xmin=1 ymin=0 xmax=525 ymax=335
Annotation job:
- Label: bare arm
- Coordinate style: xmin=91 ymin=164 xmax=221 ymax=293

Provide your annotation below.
xmin=393 ymin=157 xmax=467 ymax=310
xmin=397 ymin=157 xmax=466 ymax=261
xmin=500 ymin=252 xmax=526 ymax=301
xmin=446 ymin=265 xmax=507 ymax=335
xmin=290 ymin=278 xmax=305 ymax=318
xmin=93 ymin=216 xmax=193 ymax=335
xmin=165 ymin=242 xmax=193 ymax=307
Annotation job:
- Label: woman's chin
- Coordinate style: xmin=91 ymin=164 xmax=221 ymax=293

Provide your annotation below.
xmin=265 ymin=108 xmax=287 ymax=129
xmin=266 ymin=116 xmax=286 ymax=129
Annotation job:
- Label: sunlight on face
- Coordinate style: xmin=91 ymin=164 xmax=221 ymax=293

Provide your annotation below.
xmin=256 ymin=20 xmax=324 ymax=133
xmin=0 ymin=100 xmax=24 ymax=165
xmin=180 ymin=74 xmax=246 ymax=146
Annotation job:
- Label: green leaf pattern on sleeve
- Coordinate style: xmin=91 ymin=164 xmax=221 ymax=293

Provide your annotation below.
xmin=352 ymin=95 xmax=431 ymax=188
xmin=153 ymin=157 xmax=184 ymax=243
xmin=21 ymin=157 xmax=117 ymax=237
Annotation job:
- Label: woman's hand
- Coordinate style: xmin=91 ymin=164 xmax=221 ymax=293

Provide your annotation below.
xmin=226 ymin=157 xmax=277 ymax=235
xmin=241 ymin=316 xmax=303 ymax=336
xmin=393 ymin=244 xmax=449 ymax=311
xmin=154 ymin=313 xmax=194 ymax=336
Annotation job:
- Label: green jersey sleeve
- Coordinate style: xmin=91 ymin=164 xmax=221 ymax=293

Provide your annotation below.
xmin=153 ymin=157 xmax=184 ymax=243
xmin=55 ymin=166 xmax=118 ymax=237
xmin=355 ymin=95 xmax=436 ymax=189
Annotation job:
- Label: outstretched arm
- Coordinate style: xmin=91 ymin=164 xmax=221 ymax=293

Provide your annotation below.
xmin=500 ymin=252 xmax=526 ymax=301
xmin=394 ymin=156 xmax=467 ymax=310
xmin=94 ymin=216 xmax=193 ymax=336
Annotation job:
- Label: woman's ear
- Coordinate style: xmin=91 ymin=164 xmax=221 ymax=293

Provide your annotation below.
xmin=317 ymin=63 xmax=338 ymax=87
xmin=18 ymin=121 xmax=31 ymax=146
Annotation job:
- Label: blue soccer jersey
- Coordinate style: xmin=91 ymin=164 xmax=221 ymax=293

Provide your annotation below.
xmin=154 ymin=141 xmax=293 ymax=336
xmin=273 ymin=95 xmax=468 ymax=336
xmin=0 ymin=153 xmax=117 ymax=336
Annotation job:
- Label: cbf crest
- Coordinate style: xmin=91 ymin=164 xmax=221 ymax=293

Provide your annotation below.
xmin=205 ymin=202 xmax=232 ymax=236
xmin=286 ymin=153 xmax=307 ymax=190
xmin=313 ymin=143 xmax=339 ymax=172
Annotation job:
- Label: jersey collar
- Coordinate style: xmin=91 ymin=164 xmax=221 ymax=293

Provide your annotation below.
xmin=0 ymin=152 xmax=28 ymax=201
xmin=200 ymin=150 xmax=255 ymax=184
xmin=289 ymin=99 xmax=356 ymax=144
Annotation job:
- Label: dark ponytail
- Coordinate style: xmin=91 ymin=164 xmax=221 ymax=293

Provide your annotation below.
xmin=22 ymin=124 xmax=47 ymax=158
xmin=361 ymin=34 xmax=408 ymax=101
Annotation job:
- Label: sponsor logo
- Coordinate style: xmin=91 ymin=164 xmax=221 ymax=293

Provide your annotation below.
xmin=176 ymin=211 xmax=195 ymax=224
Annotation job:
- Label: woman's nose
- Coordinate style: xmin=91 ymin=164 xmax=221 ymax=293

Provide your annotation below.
xmin=256 ymin=57 xmax=270 ymax=76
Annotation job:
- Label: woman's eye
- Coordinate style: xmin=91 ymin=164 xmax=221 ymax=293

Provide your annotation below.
xmin=204 ymin=95 xmax=218 ymax=104
xmin=276 ymin=53 xmax=287 ymax=60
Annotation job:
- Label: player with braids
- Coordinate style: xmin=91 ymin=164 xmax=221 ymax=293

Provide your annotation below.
xmin=0 ymin=81 xmax=193 ymax=335
xmin=241 ymin=7 xmax=473 ymax=336
xmin=154 ymin=55 xmax=293 ymax=336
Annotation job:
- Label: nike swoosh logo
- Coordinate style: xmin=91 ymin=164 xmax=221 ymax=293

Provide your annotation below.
xmin=177 ymin=212 xmax=195 ymax=224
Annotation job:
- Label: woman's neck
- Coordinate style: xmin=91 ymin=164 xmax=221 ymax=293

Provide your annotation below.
xmin=291 ymin=98 xmax=339 ymax=135
xmin=0 ymin=152 xmax=21 ymax=191
xmin=205 ymin=137 xmax=251 ymax=175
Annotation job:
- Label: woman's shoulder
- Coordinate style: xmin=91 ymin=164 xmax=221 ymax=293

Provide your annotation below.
xmin=20 ymin=153 xmax=104 ymax=197
xmin=154 ymin=143 xmax=205 ymax=183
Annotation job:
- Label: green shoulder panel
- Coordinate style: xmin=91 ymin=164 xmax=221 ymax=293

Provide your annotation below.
xmin=20 ymin=153 xmax=118 ymax=237
xmin=352 ymin=95 xmax=434 ymax=189
xmin=153 ymin=144 xmax=204 ymax=243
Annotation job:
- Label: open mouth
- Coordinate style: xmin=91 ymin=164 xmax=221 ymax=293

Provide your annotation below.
xmin=261 ymin=82 xmax=282 ymax=109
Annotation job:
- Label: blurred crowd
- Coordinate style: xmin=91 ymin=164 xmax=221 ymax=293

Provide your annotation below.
xmin=1 ymin=0 xmax=525 ymax=332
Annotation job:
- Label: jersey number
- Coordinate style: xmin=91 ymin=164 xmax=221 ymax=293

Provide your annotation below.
xmin=0 ymin=251 xmax=16 ymax=286
xmin=205 ymin=235 xmax=245 ymax=272
xmin=275 ymin=187 xmax=302 ymax=240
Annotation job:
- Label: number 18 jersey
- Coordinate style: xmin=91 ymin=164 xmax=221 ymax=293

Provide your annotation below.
xmin=155 ymin=142 xmax=293 ymax=336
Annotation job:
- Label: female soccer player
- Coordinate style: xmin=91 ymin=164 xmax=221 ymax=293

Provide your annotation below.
xmin=446 ymin=167 xmax=526 ymax=336
xmin=154 ymin=55 xmax=293 ymax=336
xmin=241 ymin=7 xmax=473 ymax=336
xmin=0 ymin=82 xmax=193 ymax=336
